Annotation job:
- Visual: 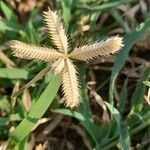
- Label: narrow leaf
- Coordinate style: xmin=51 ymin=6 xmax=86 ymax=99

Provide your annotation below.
xmin=143 ymin=81 xmax=150 ymax=87
xmin=0 ymin=68 xmax=30 ymax=79
xmin=78 ymin=0 xmax=136 ymax=12
xmin=78 ymin=64 xmax=92 ymax=118
xmin=61 ymin=0 xmax=72 ymax=27
xmin=0 ymin=1 xmax=17 ymax=20
xmin=0 ymin=113 xmax=22 ymax=126
xmin=109 ymin=19 xmax=150 ymax=104
xmin=10 ymin=74 xmax=61 ymax=142
xmin=130 ymin=66 xmax=150 ymax=114
xmin=27 ymin=20 xmax=39 ymax=44
xmin=105 ymin=102 xmax=130 ymax=150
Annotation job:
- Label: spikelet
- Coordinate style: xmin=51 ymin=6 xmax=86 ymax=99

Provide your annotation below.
xmin=9 ymin=8 xmax=124 ymax=109
xmin=43 ymin=8 xmax=68 ymax=54
xmin=10 ymin=40 xmax=63 ymax=62
xmin=61 ymin=59 xmax=80 ymax=108
xmin=51 ymin=59 xmax=65 ymax=75
xmin=69 ymin=36 xmax=123 ymax=61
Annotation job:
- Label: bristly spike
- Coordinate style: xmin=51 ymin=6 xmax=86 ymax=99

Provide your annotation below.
xmin=43 ymin=9 xmax=68 ymax=54
xmin=69 ymin=36 xmax=124 ymax=61
xmin=10 ymin=40 xmax=63 ymax=62
xmin=9 ymin=8 xmax=124 ymax=109
xmin=61 ymin=60 xmax=80 ymax=108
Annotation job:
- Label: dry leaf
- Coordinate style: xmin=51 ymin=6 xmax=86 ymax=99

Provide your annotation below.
xmin=35 ymin=143 xmax=44 ymax=150
xmin=32 ymin=118 xmax=51 ymax=131
xmin=22 ymin=88 xmax=32 ymax=112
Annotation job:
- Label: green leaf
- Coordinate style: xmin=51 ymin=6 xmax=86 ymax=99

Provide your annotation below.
xmin=27 ymin=21 xmax=39 ymax=44
xmin=143 ymin=81 xmax=150 ymax=87
xmin=78 ymin=64 xmax=100 ymax=144
xmin=105 ymin=102 xmax=130 ymax=150
xmin=61 ymin=0 xmax=72 ymax=27
xmin=0 ymin=20 xmax=28 ymax=40
xmin=26 ymin=8 xmax=40 ymax=44
xmin=0 ymin=113 xmax=22 ymax=126
xmin=110 ymin=9 xmax=130 ymax=32
xmin=130 ymin=66 xmax=150 ymax=114
xmin=90 ymin=12 xmax=101 ymax=28
xmin=0 ymin=68 xmax=31 ymax=79
xmin=0 ymin=20 xmax=19 ymax=33
xmin=0 ymin=98 xmax=10 ymax=113
xmin=10 ymin=74 xmax=61 ymax=142
xmin=105 ymin=102 xmax=121 ymax=124
xmin=0 ymin=1 xmax=17 ymax=21
xmin=78 ymin=0 xmax=136 ymax=12
xmin=109 ymin=19 xmax=150 ymax=105
xmin=53 ymin=109 xmax=85 ymax=121
xmin=0 ymin=118 xmax=8 ymax=126
xmin=78 ymin=64 xmax=92 ymax=118
xmin=119 ymin=121 xmax=130 ymax=150
xmin=14 ymin=137 xmax=28 ymax=150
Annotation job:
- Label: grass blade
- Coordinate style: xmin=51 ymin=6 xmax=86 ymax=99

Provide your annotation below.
xmin=109 ymin=19 xmax=150 ymax=104
xmin=110 ymin=10 xmax=130 ymax=32
xmin=27 ymin=20 xmax=39 ymax=44
xmin=10 ymin=74 xmax=61 ymax=142
xmin=0 ymin=113 xmax=22 ymax=126
xmin=78 ymin=64 xmax=92 ymax=118
xmin=0 ymin=68 xmax=31 ymax=79
xmin=0 ymin=1 xmax=17 ymax=21
xmin=78 ymin=0 xmax=136 ymax=12
xmin=53 ymin=109 xmax=85 ymax=121
xmin=130 ymin=66 xmax=150 ymax=114
xmin=61 ymin=0 xmax=72 ymax=27
xmin=143 ymin=81 xmax=150 ymax=87
xmin=105 ymin=102 xmax=130 ymax=150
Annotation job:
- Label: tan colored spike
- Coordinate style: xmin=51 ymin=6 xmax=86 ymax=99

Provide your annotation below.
xmin=43 ymin=8 xmax=68 ymax=54
xmin=62 ymin=60 xmax=80 ymax=108
xmin=69 ymin=36 xmax=123 ymax=61
xmin=10 ymin=8 xmax=124 ymax=109
xmin=10 ymin=40 xmax=63 ymax=62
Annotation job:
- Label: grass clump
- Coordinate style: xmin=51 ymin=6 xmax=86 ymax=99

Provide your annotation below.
xmin=0 ymin=0 xmax=150 ymax=149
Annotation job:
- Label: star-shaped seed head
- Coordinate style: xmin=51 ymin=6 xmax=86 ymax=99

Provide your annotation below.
xmin=10 ymin=8 xmax=124 ymax=108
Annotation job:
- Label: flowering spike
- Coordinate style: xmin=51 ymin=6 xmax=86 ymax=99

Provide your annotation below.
xmin=69 ymin=36 xmax=123 ymax=61
xmin=43 ymin=8 xmax=68 ymax=54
